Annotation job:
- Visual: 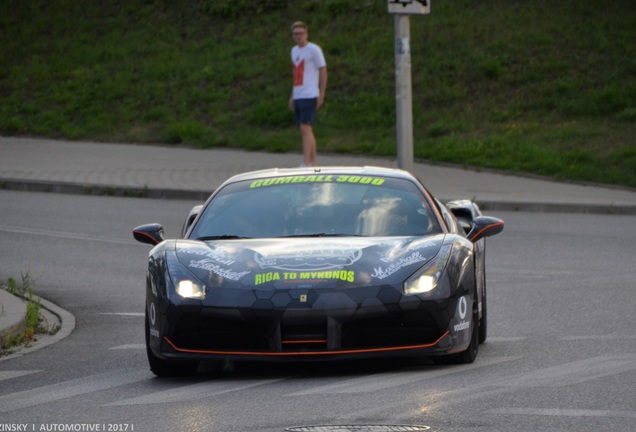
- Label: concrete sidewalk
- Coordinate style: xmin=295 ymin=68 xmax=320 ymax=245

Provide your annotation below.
xmin=1 ymin=135 xmax=636 ymax=345
xmin=1 ymin=136 xmax=635 ymax=213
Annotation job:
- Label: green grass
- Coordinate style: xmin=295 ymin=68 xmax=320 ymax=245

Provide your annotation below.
xmin=0 ymin=0 xmax=635 ymax=187
xmin=1 ymin=272 xmax=53 ymax=356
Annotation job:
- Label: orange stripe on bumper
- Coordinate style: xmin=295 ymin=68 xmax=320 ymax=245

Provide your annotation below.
xmin=164 ymin=331 xmax=449 ymax=357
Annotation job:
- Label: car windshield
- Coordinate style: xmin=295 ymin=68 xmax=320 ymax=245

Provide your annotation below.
xmin=189 ymin=174 xmax=442 ymax=239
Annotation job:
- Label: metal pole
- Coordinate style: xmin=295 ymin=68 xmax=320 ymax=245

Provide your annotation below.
xmin=394 ymin=14 xmax=414 ymax=173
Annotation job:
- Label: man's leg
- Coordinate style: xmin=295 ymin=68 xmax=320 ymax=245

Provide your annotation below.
xmin=300 ymin=123 xmax=318 ymax=166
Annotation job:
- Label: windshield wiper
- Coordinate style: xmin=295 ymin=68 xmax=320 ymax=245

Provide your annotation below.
xmin=196 ymin=235 xmax=252 ymax=240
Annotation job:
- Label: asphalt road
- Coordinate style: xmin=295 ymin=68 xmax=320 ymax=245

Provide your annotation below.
xmin=1 ymin=190 xmax=635 ymax=432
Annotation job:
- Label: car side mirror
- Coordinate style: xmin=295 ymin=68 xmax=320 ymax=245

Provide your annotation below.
xmin=467 ymin=216 xmax=504 ymax=243
xmin=133 ymin=223 xmax=165 ymax=246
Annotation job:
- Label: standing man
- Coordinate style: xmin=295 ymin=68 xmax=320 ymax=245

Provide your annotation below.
xmin=289 ymin=21 xmax=327 ymax=167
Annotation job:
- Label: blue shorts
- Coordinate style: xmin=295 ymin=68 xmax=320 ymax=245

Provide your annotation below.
xmin=293 ymin=98 xmax=317 ymax=126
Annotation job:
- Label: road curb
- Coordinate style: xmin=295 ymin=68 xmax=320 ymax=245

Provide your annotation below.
xmin=0 ymin=177 xmax=210 ymax=201
xmin=0 ymin=291 xmax=76 ymax=361
xmin=2 ymin=177 xmax=636 ymax=215
xmin=477 ymin=200 xmax=636 ymax=215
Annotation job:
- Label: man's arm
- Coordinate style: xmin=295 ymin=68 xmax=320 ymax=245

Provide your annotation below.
xmin=317 ymin=66 xmax=327 ymax=109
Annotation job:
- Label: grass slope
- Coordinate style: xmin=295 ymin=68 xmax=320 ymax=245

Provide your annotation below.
xmin=1 ymin=0 xmax=635 ymax=186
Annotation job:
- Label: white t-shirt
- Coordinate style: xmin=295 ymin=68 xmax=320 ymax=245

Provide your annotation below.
xmin=291 ymin=42 xmax=326 ymax=100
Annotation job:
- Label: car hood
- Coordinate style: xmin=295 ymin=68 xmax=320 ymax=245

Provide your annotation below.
xmin=173 ymin=236 xmax=445 ymax=289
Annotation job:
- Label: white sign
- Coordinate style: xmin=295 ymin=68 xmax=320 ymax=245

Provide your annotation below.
xmin=387 ymin=0 xmax=430 ymax=15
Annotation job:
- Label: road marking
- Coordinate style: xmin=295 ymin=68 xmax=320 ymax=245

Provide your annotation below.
xmin=289 ymin=356 xmax=518 ymax=396
xmin=110 ymin=344 xmax=144 ymax=350
xmin=333 ymin=354 xmax=636 ymax=422
xmin=493 ymin=354 xmax=636 ymax=388
xmin=0 ymin=370 xmax=42 ymax=381
xmin=0 ymin=368 xmax=151 ymax=413
xmin=484 ymin=407 xmax=636 ymax=419
xmin=0 ymin=225 xmax=134 ymax=245
xmin=415 ymin=354 xmax=636 ymax=410
xmin=105 ymin=378 xmax=285 ymax=406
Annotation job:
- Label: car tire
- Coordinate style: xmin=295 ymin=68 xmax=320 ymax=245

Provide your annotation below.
xmin=478 ymin=253 xmax=488 ymax=344
xmin=145 ymin=311 xmax=199 ymax=377
xmin=456 ymin=308 xmax=479 ymax=364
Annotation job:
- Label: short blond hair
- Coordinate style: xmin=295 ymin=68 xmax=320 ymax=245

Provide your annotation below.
xmin=291 ymin=21 xmax=308 ymax=32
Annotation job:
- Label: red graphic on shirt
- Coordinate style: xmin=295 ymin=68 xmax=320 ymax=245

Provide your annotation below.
xmin=293 ymin=60 xmax=305 ymax=87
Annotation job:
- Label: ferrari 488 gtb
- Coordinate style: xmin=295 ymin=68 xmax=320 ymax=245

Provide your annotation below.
xmin=133 ymin=167 xmax=504 ymax=376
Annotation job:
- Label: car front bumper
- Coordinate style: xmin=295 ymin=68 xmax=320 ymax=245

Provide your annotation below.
xmin=148 ymin=285 xmax=473 ymax=362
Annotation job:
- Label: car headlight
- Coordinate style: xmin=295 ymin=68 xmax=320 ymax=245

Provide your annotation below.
xmin=166 ymin=251 xmax=206 ymax=299
xmin=403 ymin=244 xmax=452 ymax=295
xmin=175 ymin=280 xmax=206 ymax=299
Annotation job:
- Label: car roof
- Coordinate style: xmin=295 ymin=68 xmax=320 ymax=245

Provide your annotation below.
xmin=221 ymin=166 xmax=419 ymax=185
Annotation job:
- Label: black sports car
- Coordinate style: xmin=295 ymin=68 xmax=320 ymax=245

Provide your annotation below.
xmin=133 ymin=167 xmax=504 ymax=376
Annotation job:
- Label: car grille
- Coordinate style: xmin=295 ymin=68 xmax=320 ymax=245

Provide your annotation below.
xmin=171 ymin=311 xmax=443 ymax=353
xmin=173 ymin=317 xmax=272 ymax=351
xmin=341 ymin=315 xmax=441 ymax=349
